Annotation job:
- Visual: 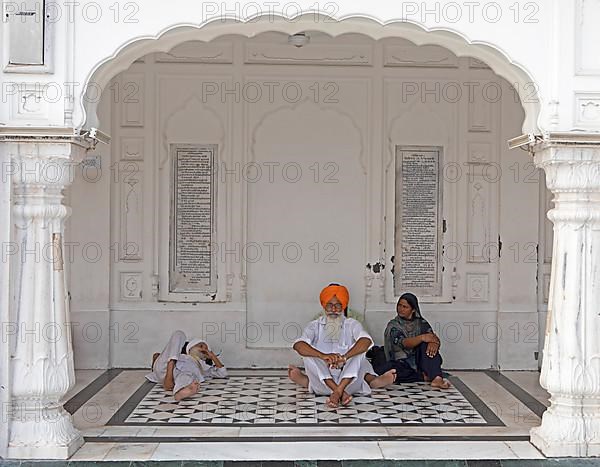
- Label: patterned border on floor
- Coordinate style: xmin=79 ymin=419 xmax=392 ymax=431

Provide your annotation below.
xmin=104 ymin=374 xmax=503 ymax=428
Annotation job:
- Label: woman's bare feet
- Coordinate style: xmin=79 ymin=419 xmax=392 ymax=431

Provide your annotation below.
xmin=367 ymin=369 xmax=397 ymax=389
xmin=174 ymin=381 xmax=200 ymax=401
xmin=431 ymin=376 xmax=451 ymax=389
xmin=288 ymin=365 xmax=309 ymax=388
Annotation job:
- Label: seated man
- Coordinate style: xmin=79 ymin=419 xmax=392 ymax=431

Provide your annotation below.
xmin=146 ymin=330 xmax=227 ymax=401
xmin=288 ymin=283 xmax=396 ymax=408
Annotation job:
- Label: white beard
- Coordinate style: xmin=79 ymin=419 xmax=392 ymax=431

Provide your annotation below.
xmin=189 ymin=348 xmax=210 ymax=369
xmin=324 ymin=314 xmax=343 ymax=343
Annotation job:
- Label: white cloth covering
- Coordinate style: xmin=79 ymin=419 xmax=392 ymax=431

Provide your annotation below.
xmin=146 ymin=330 xmax=228 ymax=395
xmin=294 ymin=316 xmax=377 ymax=395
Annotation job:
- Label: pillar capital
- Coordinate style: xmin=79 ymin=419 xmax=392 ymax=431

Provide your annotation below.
xmin=533 ymin=135 xmax=600 ymax=194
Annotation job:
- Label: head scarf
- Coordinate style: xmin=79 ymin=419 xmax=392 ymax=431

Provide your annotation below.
xmin=185 ymin=338 xmax=206 ymax=355
xmin=384 ymin=292 xmax=432 ymax=363
xmin=319 ymin=283 xmax=349 ymax=311
xmin=397 ymin=292 xmax=422 ymax=319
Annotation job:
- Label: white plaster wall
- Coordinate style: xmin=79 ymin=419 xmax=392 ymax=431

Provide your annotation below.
xmin=0 ymin=135 xmax=11 ymax=457
xmin=67 ymin=90 xmax=112 ymax=369
xmin=497 ymin=80 xmax=540 ymax=370
xmin=246 ymin=78 xmax=368 ymax=348
xmin=66 ymin=35 xmax=543 ymax=369
xmin=3 ymin=1 xmax=600 ymax=134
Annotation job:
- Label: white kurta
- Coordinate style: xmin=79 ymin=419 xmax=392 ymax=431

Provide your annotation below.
xmin=145 ymin=330 xmax=228 ymax=395
xmin=294 ymin=316 xmax=377 ymax=396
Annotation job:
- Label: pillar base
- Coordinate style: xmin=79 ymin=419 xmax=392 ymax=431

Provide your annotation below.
xmin=7 ymin=435 xmax=83 ymax=460
xmin=530 ymin=401 xmax=600 ymax=457
xmin=7 ymin=403 xmax=84 ymax=460
xmin=531 ymin=428 xmax=600 ymax=457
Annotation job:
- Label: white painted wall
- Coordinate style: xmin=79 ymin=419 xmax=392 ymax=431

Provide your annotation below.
xmin=498 ymin=80 xmax=540 ymax=369
xmin=67 ymin=90 xmax=113 ymax=369
xmin=3 ymin=1 xmax=600 ymax=135
xmin=0 ymin=136 xmax=11 ymax=458
xmin=66 ymin=34 xmax=544 ymax=369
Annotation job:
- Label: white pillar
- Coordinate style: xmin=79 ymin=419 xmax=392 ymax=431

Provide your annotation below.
xmin=530 ymin=136 xmax=600 ymax=457
xmin=4 ymin=132 xmax=90 ymax=459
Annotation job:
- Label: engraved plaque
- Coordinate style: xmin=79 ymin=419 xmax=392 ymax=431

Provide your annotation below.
xmin=394 ymin=146 xmax=443 ymax=297
xmin=169 ymin=144 xmax=217 ymax=293
xmin=8 ymin=0 xmax=44 ymax=65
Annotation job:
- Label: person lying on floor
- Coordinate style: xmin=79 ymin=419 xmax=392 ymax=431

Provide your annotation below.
xmin=288 ymin=283 xmax=396 ymax=408
xmin=146 ymin=330 xmax=228 ymax=401
xmin=383 ymin=292 xmax=451 ymax=389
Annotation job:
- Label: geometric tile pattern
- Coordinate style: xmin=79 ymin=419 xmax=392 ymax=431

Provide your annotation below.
xmin=122 ymin=376 xmax=490 ymax=426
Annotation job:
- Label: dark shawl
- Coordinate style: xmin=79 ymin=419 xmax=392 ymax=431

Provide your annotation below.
xmin=383 ymin=293 xmax=433 ymax=366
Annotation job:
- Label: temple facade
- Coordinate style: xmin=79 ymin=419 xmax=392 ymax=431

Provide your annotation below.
xmin=1 ymin=0 xmax=600 ymax=459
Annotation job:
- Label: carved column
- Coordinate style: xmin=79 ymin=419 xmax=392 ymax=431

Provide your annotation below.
xmin=3 ymin=132 xmax=90 ymax=459
xmin=530 ymin=136 xmax=600 ymax=457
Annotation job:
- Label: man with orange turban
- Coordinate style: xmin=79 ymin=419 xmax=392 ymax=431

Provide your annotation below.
xmin=288 ymin=283 xmax=396 ymax=407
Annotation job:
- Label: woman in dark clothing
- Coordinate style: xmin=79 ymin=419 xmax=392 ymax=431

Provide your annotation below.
xmin=383 ymin=293 xmax=451 ymax=389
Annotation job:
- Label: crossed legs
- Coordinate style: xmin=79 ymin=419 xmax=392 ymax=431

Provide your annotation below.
xmin=288 ymin=355 xmax=396 ymax=407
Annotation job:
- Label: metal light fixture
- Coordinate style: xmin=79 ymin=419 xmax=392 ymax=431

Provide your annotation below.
xmin=80 ymin=127 xmax=111 ymax=148
xmin=288 ymin=33 xmax=310 ymax=48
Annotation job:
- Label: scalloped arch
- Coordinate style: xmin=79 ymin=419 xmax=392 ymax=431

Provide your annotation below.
xmin=80 ymin=13 xmax=541 ymax=133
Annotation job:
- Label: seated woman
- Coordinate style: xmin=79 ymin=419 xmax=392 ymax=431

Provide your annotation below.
xmin=147 ymin=330 xmax=228 ymax=401
xmin=383 ymin=293 xmax=451 ymax=389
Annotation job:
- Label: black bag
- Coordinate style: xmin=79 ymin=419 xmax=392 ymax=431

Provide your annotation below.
xmin=366 ymin=345 xmax=421 ymax=384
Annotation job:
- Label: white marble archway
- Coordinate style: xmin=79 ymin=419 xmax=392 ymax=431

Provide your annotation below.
xmin=76 ymin=20 xmax=599 ymax=457
xmin=78 ymin=14 xmax=542 ymax=134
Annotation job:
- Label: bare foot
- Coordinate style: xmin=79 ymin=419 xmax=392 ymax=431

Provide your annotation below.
xmin=368 ymin=369 xmax=396 ymax=389
xmin=288 ymin=365 xmax=309 ymax=387
xmin=174 ymin=381 xmax=200 ymax=401
xmin=151 ymin=352 xmax=160 ymax=370
xmin=288 ymin=365 xmax=309 ymax=388
xmin=164 ymin=376 xmax=174 ymax=392
xmin=431 ymin=376 xmax=451 ymax=389
xmin=164 ymin=360 xmax=176 ymax=391
xmin=341 ymin=391 xmax=353 ymax=406
xmin=326 ymin=390 xmax=342 ymax=408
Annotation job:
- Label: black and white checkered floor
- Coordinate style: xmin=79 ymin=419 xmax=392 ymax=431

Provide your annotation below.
xmin=108 ymin=374 xmax=501 ymax=427
xmin=67 ymin=369 xmax=551 ymax=460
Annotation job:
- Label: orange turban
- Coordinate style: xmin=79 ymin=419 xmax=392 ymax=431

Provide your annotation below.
xmin=319 ymin=284 xmax=349 ymax=310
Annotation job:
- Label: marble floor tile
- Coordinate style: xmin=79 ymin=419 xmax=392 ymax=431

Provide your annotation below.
xmin=69 ymin=442 xmax=115 ymax=461
xmin=151 ymin=426 xmax=241 ymax=438
xmin=104 ymin=442 xmax=159 ymax=460
xmin=80 ymin=426 xmax=107 ymax=437
xmin=151 ymin=441 xmax=384 ymax=460
xmin=71 ymin=370 xmax=149 ymax=430
xmin=63 ymin=369 xmax=105 ymax=402
xmin=505 ymin=440 xmax=545 ymax=458
xmin=100 ymin=426 xmax=142 ymax=437
xmin=238 ymin=425 xmax=388 ymax=437
xmin=120 ymin=375 xmax=489 ymax=427
xmin=379 ymin=440 xmax=518 ymax=459
xmin=501 ymin=371 xmax=550 ymax=407
xmin=67 ymin=368 xmax=546 ymax=453
xmin=452 ymin=371 xmax=541 ymax=427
